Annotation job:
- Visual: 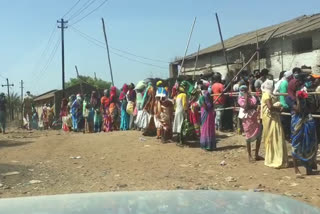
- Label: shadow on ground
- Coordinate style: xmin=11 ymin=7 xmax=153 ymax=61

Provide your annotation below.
xmin=0 ymin=140 xmax=34 ymax=148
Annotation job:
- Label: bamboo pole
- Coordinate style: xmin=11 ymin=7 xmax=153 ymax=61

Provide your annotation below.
xmin=213 ymin=27 xmax=280 ymax=104
xmin=212 ymin=107 xmax=320 ymax=118
xmin=215 ymin=13 xmax=230 ymax=74
xmin=101 ymin=18 xmax=115 ymax=86
xmin=193 ymin=44 xmax=201 ymax=81
xmin=256 ymin=31 xmax=260 ymax=71
xmin=179 ymin=17 xmax=197 ymax=75
xmin=211 ymin=91 xmax=320 ymax=97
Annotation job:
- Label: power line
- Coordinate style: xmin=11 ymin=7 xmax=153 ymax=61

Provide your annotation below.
xmin=70 ymin=26 xmax=169 ymax=63
xmin=0 ymin=74 xmax=6 ymax=80
xmin=32 ymin=24 xmax=58 ymax=75
xmin=32 ymin=38 xmax=61 ymax=83
xmin=69 ymin=0 xmax=109 ymax=26
xmin=41 ymin=39 xmax=61 ymax=76
xmin=62 ymin=0 xmax=82 ymax=18
xmin=68 ymin=0 xmax=97 ymax=21
xmin=70 ymin=27 xmax=168 ymax=70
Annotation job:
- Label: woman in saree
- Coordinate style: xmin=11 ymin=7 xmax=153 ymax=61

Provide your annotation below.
xmin=159 ymin=98 xmax=174 ymax=143
xmin=172 ymin=85 xmax=188 ymax=145
xmin=71 ymin=94 xmax=82 ymax=132
xmin=31 ymin=106 xmax=39 ymax=130
xmin=41 ymin=105 xmax=49 ymax=130
xmin=286 ymin=73 xmax=318 ymax=176
xmin=198 ymin=86 xmax=216 ymax=151
xmin=83 ymin=94 xmax=93 ymax=133
xmin=237 ymin=85 xmax=263 ymax=162
xmin=154 ymin=81 xmax=168 ymax=139
xmin=101 ymin=89 xmax=112 ymax=132
xmin=189 ymin=90 xmax=200 ymax=138
xmin=120 ymin=84 xmax=130 ymax=130
xmin=60 ymin=98 xmax=69 ymax=131
xmin=141 ymin=82 xmax=156 ymax=135
xmin=90 ymin=91 xmax=101 ymax=132
xmin=109 ymin=86 xmax=119 ymax=131
xmin=126 ymin=83 xmax=136 ymax=129
xmin=134 ymin=81 xmax=146 ymax=130
xmin=261 ymin=79 xmax=288 ymax=168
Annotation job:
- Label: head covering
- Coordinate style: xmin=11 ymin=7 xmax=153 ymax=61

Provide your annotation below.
xmin=156 ymin=80 xmax=163 ymax=87
xmin=119 ymin=84 xmax=128 ymax=100
xmin=135 ymin=81 xmax=147 ymax=91
xmin=76 ymin=94 xmax=82 ymax=100
xmin=110 ymin=86 xmax=116 ymax=96
xmin=261 ymin=79 xmax=274 ymax=94
xmin=239 ymin=85 xmax=248 ymax=92
xmin=103 ymin=89 xmax=109 ymax=97
xmin=61 ymin=98 xmax=68 ymax=108
xmin=179 ymin=86 xmax=185 ymax=93
xmin=284 ymin=70 xmax=293 ymax=79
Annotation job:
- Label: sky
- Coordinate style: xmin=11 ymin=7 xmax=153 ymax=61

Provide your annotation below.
xmin=0 ymin=0 xmax=319 ymax=96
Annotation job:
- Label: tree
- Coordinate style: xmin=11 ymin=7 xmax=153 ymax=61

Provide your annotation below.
xmin=6 ymin=92 xmax=22 ymax=120
xmin=65 ymin=75 xmax=111 ymax=90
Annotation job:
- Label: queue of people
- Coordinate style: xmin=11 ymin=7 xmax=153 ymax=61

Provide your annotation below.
xmin=56 ymin=67 xmax=318 ymax=177
xmin=0 ymin=66 xmax=318 ymax=177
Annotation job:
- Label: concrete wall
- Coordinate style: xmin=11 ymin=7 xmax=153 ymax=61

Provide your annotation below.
xmin=179 ymin=30 xmax=320 ymax=79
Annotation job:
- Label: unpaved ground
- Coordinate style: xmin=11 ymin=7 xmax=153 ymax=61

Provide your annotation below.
xmin=0 ymin=129 xmax=319 ymax=207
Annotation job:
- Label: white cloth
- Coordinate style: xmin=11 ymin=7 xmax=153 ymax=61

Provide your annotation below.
xmin=261 ymin=79 xmax=274 ymax=93
xmin=273 ymin=78 xmax=284 ymax=94
xmin=154 ymin=117 xmax=161 ymax=129
xmin=172 ymin=97 xmax=185 ymax=133
xmin=134 ymin=110 xmax=143 ymax=128
xmin=139 ymin=110 xmax=152 ymax=129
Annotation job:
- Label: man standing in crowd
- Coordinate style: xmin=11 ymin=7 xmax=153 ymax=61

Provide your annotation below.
xmin=254 ymin=68 xmax=269 ymax=91
xmin=279 ymin=70 xmax=293 ymax=140
xmin=22 ymin=91 xmax=33 ymax=130
xmin=0 ymin=93 xmax=7 ymax=134
xmin=212 ymin=72 xmax=225 ymax=131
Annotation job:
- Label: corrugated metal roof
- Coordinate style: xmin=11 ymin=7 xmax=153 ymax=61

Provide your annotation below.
xmin=174 ymin=13 xmax=320 ymax=63
xmin=34 ymin=90 xmax=58 ymax=102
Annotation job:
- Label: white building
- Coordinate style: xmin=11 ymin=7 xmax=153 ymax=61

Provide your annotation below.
xmin=170 ymin=14 xmax=320 ymax=79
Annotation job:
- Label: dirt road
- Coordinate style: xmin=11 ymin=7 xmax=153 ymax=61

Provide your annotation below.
xmin=0 ymin=129 xmax=319 ymax=207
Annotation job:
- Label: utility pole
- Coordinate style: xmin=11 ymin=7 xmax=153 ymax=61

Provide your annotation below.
xmin=20 ymin=80 xmax=24 ymax=124
xmin=2 ymin=78 xmax=14 ymax=120
xmin=101 ymin=18 xmax=114 ymax=86
xmin=75 ymin=65 xmax=83 ymax=95
xmin=94 ymin=72 xmax=97 ymax=80
xmin=57 ymin=18 xmax=68 ymax=98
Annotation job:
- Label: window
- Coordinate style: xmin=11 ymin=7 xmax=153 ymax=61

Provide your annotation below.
xmin=292 ymin=37 xmax=313 ymax=54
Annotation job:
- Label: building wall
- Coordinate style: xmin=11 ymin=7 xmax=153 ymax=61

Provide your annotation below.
xmin=180 ymin=30 xmax=320 ymax=79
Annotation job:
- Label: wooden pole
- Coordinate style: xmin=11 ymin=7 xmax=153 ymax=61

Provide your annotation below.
xmin=215 ymin=13 xmax=230 ymax=74
xmin=179 ymin=17 xmax=197 ymax=75
xmin=101 ymin=18 xmax=114 ymax=86
xmin=193 ymin=44 xmax=201 ymax=81
xmin=212 ymin=107 xmax=320 ymax=118
xmin=281 ymin=37 xmax=284 ymax=71
xmin=213 ymin=27 xmax=280 ymax=104
xmin=20 ymin=80 xmax=23 ymax=125
xmin=256 ymin=31 xmax=260 ymax=71
xmin=75 ymin=65 xmax=83 ymax=95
